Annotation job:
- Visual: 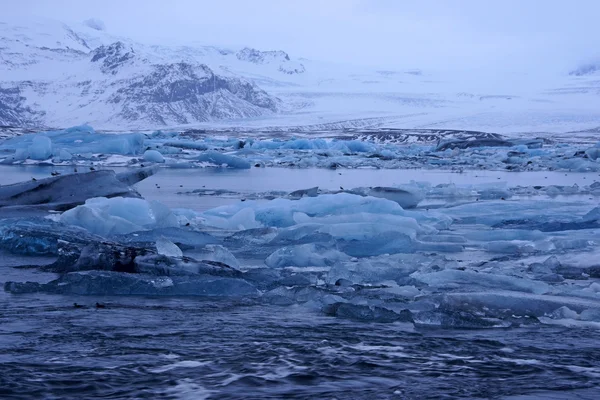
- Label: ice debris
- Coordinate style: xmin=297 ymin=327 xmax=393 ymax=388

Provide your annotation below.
xmin=2 ymin=170 xmax=600 ymax=328
xmin=1 ymin=125 xmax=599 ymax=172
xmin=156 ymin=236 xmax=183 ymax=258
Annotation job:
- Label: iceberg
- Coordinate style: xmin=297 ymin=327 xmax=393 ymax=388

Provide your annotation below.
xmin=346 ymin=186 xmax=424 ymax=208
xmin=411 ymin=269 xmax=550 ymax=294
xmin=189 ymin=244 xmax=240 ymax=269
xmin=265 ymin=243 xmax=350 ymax=268
xmin=143 ymin=149 xmax=165 ymax=163
xmin=196 ymin=151 xmax=251 ymax=169
xmin=156 ymin=236 xmax=183 ymax=258
xmin=115 ymin=166 xmax=160 ymax=186
xmin=29 ymin=136 xmax=53 ymax=160
xmin=60 ymin=197 xmax=179 ymax=236
xmin=4 ymin=271 xmax=258 ymax=297
xmin=202 ymin=193 xmax=425 ymax=228
xmin=0 ymin=218 xmax=104 ymax=256
xmin=113 ymin=227 xmax=219 ymax=249
xmin=0 ymin=171 xmax=144 ymax=216
xmin=0 ymin=125 xmax=146 ymax=161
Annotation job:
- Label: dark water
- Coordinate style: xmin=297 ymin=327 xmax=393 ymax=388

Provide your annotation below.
xmin=1 ymin=166 xmax=600 ymax=399
xmin=1 ymin=292 xmax=599 ymax=400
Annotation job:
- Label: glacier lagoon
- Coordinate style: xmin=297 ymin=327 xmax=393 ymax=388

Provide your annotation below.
xmin=1 ymin=128 xmax=600 ymax=399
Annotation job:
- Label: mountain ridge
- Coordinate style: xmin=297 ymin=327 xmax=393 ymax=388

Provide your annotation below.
xmin=0 ymin=18 xmax=297 ymax=129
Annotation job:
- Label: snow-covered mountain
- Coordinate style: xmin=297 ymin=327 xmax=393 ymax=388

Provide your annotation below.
xmin=0 ymin=18 xmax=293 ymax=129
xmin=1 ymin=17 xmax=600 ymax=133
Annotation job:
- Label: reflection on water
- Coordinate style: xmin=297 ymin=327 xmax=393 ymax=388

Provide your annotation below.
xmin=1 ymin=165 xmax=598 ymax=211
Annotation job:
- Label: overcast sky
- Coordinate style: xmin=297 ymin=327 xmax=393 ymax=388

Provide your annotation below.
xmin=5 ymin=0 xmax=599 ymax=71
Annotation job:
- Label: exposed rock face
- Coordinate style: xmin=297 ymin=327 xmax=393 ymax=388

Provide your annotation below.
xmin=111 ymin=61 xmax=279 ymax=125
xmin=0 ymin=87 xmax=44 ymax=127
xmin=569 ymin=63 xmax=600 ymax=76
xmin=91 ymin=41 xmax=135 ymax=74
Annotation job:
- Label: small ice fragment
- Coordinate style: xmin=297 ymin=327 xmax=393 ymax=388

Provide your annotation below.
xmin=195 ymin=244 xmax=239 ymax=269
xmin=29 ymin=136 xmax=53 ymax=160
xmin=143 ymin=150 xmax=165 ymax=163
xmin=156 ymin=236 xmax=183 ymax=258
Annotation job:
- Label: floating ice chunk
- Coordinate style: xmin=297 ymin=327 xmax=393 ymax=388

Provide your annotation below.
xmin=412 ymin=270 xmax=549 ymax=294
xmin=318 ymin=222 xmax=417 ymax=241
xmin=288 ymin=187 xmax=319 ymax=199
xmin=56 ymin=149 xmax=73 ymax=161
xmin=28 ymin=136 xmax=53 ymax=160
xmin=164 ymin=140 xmax=208 ymax=150
xmin=549 ymin=306 xmax=579 ymax=320
xmin=114 ymin=227 xmax=218 ymax=249
xmin=197 ymin=151 xmax=251 ymax=169
xmin=442 ymin=291 xmax=600 ymax=318
xmin=225 ymin=227 xmax=278 ymax=246
xmin=156 ymin=236 xmax=183 ymax=258
xmin=483 ymin=240 xmax=554 ymax=254
xmin=241 ymin=268 xmax=283 ymax=290
xmin=435 ymin=138 xmax=512 ymax=151
xmin=143 ymin=149 xmax=165 ymax=163
xmin=463 ymin=229 xmax=546 ymax=242
xmin=60 ymin=197 xmax=179 ymax=236
xmin=201 ymin=207 xmax=260 ymax=231
xmin=270 ymin=224 xmax=328 ymax=244
xmin=203 ymin=193 xmax=423 ymax=229
xmin=14 ymin=148 xmax=29 ymax=161
xmin=420 ymin=234 xmax=466 ymax=244
xmin=133 ymin=254 xmax=241 ymax=277
xmin=265 ymin=243 xmax=350 ymax=268
xmin=585 ymin=147 xmax=600 ymax=161
xmin=348 ymin=187 xmax=424 ymax=208
xmin=413 ymin=309 xmax=502 ymax=329
xmin=327 ymin=253 xmax=428 ymax=285
xmin=343 ymin=140 xmax=376 ymax=153
xmin=0 ymin=218 xmax=103 ymax=256
xmin=582 ymin=207 xmax=600 ymax=222
xmin=293 ymin=212 xmax=429 ymax=234
xmin=192 ymin=244 xmax=240 ymax=269
xmin=0 ymin=126 xmax=146 ymax=157
xmin=4 ymin=271 xmax=258 ymax=297
xmin=263 ymin=285 xmax=334 ymax=307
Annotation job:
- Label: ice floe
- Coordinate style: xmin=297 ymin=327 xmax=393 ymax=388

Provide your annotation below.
xmin=1 ymin=159 xmax=599 ymax=329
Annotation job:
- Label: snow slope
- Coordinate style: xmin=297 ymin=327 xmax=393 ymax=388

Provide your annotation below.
xmin=1 ymin=17 xmax=599 ymax=134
